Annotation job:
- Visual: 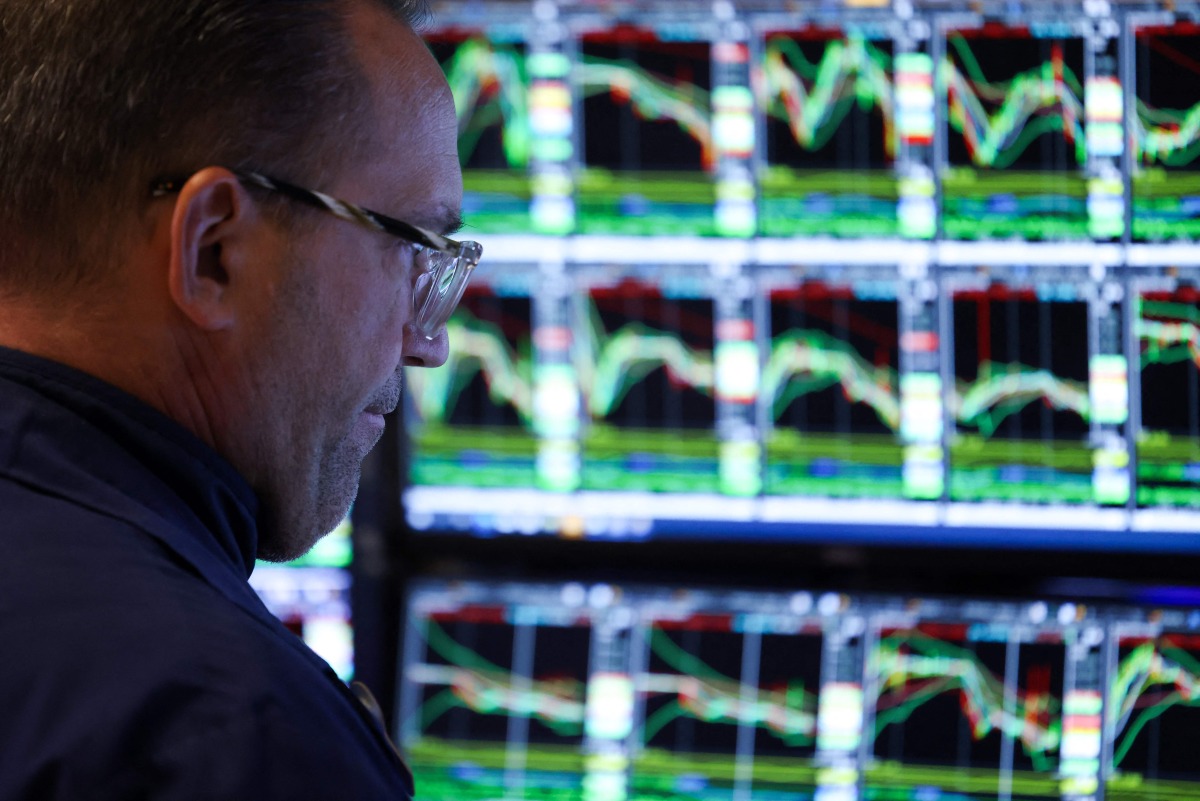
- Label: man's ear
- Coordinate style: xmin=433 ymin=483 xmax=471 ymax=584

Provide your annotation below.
xmin=167 ymin=167 xmax=258 ymax=331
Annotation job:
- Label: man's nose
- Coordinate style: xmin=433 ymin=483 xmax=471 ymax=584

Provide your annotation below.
xmin=402 ymin=322 xmax=449 ymax=368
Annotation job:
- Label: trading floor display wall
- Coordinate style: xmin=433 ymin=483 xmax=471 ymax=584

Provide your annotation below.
xmin=391 ymin=3 xmax=1200 ymax=800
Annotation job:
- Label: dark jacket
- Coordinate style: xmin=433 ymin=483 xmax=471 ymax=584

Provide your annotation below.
xmin=0 ymin=347 xmax=413 ymax=800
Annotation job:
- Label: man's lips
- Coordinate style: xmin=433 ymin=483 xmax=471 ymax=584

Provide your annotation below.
xmin=364 ymin=387 xmax=401 ymax=417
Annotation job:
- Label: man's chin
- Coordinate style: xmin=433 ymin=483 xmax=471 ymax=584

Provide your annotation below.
xmin=255 ymin=533 xmax=322 ymax=564
xmin=256 ymin=497 xmax=355 ymax=563
xmin=253 ymin=451 xmax=363 ymax=563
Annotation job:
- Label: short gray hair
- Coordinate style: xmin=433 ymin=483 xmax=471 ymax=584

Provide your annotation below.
xmin=0 ymin=0 xmax=431 ymax=290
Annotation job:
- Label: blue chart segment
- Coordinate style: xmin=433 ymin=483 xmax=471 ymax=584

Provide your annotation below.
xmin=636 ymin=619 xmax=824 ymax=799
xmin=1108 ymin=633 xmax=1200 ymax=795
xmin=1136 ymin=288 xmax=1200 ymax=508
xmin=765 ymin=281 xmax=903 ymax=499
xmin=578 ymin=278 xmax=718 ymax=493
xmin=950 ymin=285 xmax=1093 ymax=504
xmin=1132 ymin=21 xmax=1200 ymax=242
xmin=759 ymin=28 xmax=898 ymax=237
xmin=868 ymin=623 xmax=1064 ymax=800
xmin=404 ymin=607 xmax=591 ymax=801
xmin=577 ymin=27 xmax=716 ymax=235
xmin=407 ymin=282 xmax=538 ymax=490
xmin=429 ymin=32 xmax=534 ymax=233
xmin=940 ymin=26 xmax=1088 ymax=240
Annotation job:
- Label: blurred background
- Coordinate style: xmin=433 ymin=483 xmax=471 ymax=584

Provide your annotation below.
xmin=253 ymin=1 xmax=1200 ymax=799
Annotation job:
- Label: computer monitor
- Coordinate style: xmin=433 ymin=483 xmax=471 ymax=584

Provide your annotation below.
xmin=403 ymin=0 xmax=1200 ymax=552
xmin=396 ymin=577 xmax=1200 ymax=801
xmin=250 ymin=520 xmax=355 ymax=680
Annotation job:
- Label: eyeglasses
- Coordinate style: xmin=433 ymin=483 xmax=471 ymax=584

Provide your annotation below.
xmin=151 ymin=169 xmax=482 ymax=340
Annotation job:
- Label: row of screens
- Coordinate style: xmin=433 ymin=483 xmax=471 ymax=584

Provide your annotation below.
xmin=397 ymin=578 xmax=1200 ymax=801
xmin=402 ymin=260 xmax=1200 ymax=549
xmin=429 ymin=2 xmax=1199 ymax=241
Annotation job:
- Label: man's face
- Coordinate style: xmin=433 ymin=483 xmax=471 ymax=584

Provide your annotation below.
xmin=245 ymin=4 xmax=461 ymax=561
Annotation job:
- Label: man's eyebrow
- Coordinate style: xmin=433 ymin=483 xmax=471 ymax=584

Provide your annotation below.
xmin=439 ymin=209 xmax=465 ymax=237
xmin=417 ymin=204 xmax=463 ymax=237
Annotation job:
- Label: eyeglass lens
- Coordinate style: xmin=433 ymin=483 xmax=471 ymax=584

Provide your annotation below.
xmin=413 ymin=252 xmax=470 ymax=340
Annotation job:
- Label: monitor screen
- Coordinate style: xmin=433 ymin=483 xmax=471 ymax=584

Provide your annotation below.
xmin=396 ymin=577 xmax=1200 ymax=801
xmin=402 ymin=0 xmax=1200 ymax=552
xmin=250 ymin=519 xmax=355 ymax=680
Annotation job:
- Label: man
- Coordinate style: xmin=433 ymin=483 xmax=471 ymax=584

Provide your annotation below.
xmin=0 ymin=0 xmax=478 ymax=797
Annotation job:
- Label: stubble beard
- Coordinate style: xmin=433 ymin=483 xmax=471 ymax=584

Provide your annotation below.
xmin=255 ymin=426 xmax=374 ymax=563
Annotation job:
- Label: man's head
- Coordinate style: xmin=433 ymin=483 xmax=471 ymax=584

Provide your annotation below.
xmin=0 ymin=0 xmax=464 ymax=560
xmin=0 ymin=0 xmax=421 ymax=288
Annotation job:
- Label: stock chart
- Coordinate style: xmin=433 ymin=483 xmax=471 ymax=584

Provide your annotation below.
xmin=868 ymin=622 xmax=1064 ymax=800
xmin=759 ymin=27 xmax=898 ymax=238
xmin=401 ymin=597 xmax=592 ymax=800
xmin=635 ymin=620 xmax=824 ymax=799
xmin=406 ymin=266 xmax=540 ymax=491
xmin=429 ymin=31 xmax=535 ymax=233
xmin=398 ymin=4 xmax=1200 ymax=798
xmin=940 ymin=25 xmax=1088 ymax=241
xmin=1107 ymin=632 xmax=1200 ymax=796
xmin=577 ymin=26 xmax=717 ymax=235
xmin=578 ymin=273 xmax=719 ymax=493
xmin=404 ymin=2 xmax=1200 ymax=549
xmin=1131 ymin=21 xmax=1200 ymax=242
xmin=399 ymin=582 xmax=1200 ymax=801
xmin=948 ymin=280 xmax=1093 ymax=505
xmin=764 ymin=277 xmax=903 ymax=499
xmin=1137 ymin=279 xmax=1200 ymax=510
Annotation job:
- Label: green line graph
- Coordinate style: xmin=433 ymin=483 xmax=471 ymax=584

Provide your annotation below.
xmin=953 ymin=362 xmax=1090 ymax=437
xmin=762 ymin=33 xmax=896 ymax=157
xmin=643 ymin=629 xmax=818 ymax=747
xmin=943 ymin=33 xmax=1085 ymax=169
xmin=416 ymin=620 xmax=585 ymax=736
xmin=872 ymin=630 xmax=1062 ymax=769
xmin=765 ymin=328 xmax=900 ymax=431
xmin=439 ymin=38 xmax=530 ymax=168
xmin=576 ymin=300 xmax=714 ymax=421
xmin=577 ymin=56 xmax=713 ymax=169
xmin=414 ymin=315 xmax=1089 ymax=436
xmin=1136 ymin=98 xmax=1200 ymax=167
xmin=1139 ymin=299 xmax=1200 ymax=370
xmin=408 ymin=311 xmax=535 ymax=426
xmin=1109 ymin=640 xmax=1200 ymax=769
xmin=1133 ymin=28 xmax=1200 ymax=168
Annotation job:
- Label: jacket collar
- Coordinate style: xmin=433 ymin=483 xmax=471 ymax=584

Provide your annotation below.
xmin=0 ymin=346 xmax=261 ymax=591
